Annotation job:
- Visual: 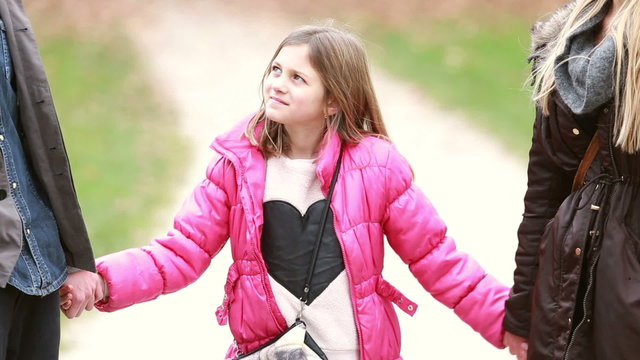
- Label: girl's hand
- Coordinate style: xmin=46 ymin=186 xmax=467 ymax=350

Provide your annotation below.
xmin=504 ymin=331 xmax=528 ymax=360
xmin=60 ymin=284 xmax=73 ymax=311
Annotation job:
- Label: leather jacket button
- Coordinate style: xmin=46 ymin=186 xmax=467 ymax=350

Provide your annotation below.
xmin=572 ymin=128 xmax=580 ymax=135
xmin=0 ymin=189 xmax=6 ymax=200
xmin=575 ymin=248 xmax=582 ymax=256
xmin=603 ymin=107 xmax=609 ymax=113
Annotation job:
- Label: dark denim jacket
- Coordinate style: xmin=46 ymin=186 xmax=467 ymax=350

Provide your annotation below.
xmin=0 ymin=18 xmax=66 ymax=296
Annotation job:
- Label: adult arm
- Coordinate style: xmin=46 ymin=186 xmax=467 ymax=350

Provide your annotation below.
xmin=504 ymin=105 xmax=576 ymax=338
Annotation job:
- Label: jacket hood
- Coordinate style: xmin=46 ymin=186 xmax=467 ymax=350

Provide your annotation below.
xmin=530 ymin=0 xmax=578 ymax=67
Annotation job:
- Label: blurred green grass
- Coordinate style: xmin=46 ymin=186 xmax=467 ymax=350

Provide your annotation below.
xmin=40 ymin=34 xmax=188 ymax=256
xmin=365 ymin=15 xmax=536 ymax=157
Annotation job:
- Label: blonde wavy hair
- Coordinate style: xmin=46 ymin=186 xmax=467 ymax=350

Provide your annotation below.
xmin=533 ymin=0 xmax=640 ymax=153
xmin=245 ymin=24 xmax=387 ymax=157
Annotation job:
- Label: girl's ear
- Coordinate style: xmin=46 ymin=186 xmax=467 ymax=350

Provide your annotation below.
xmin=326 ymin=98 xmax=340 ymax=117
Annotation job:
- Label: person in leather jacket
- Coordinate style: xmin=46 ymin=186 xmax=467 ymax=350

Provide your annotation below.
xmin=503 ymin=0 xmax=640 ymax=359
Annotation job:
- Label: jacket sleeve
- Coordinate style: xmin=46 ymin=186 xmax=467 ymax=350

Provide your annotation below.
xmin=382 ymin=147 xmax=509 ymax=349
xmin=503 ymin=105 xmax=576 ymax=338
xmin=95 ymin=155 xmax=233 ymax=312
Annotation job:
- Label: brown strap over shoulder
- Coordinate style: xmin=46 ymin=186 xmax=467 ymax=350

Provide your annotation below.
xmin=572 ymin=134 xmax=601 ymax=192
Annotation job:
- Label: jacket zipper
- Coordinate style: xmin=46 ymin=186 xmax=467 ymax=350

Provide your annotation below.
xmin=608 ymin=111 xmax=619 ymax=178
xmin=565 ymin=111 xmax=618 ymax=360
xmin=563 ymin=178 xmax=609 ymax=360
xmin=564 ymin=179 xmax=609 ymax=360
xmin=331 ymin=207 xmax=364 ymax=360
xmin=210 ymin=143 xmax=288 ymax=343
xmin=563 ymin=252 xmax=600 ymax=360
xmin=562 ymin=109 xmax=617 ymax=359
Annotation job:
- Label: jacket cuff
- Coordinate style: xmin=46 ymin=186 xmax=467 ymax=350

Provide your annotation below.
xmin=503 ymin=295 xmax=531 ymax=338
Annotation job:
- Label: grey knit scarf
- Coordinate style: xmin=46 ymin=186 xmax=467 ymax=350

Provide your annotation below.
xmin=554 ymin=3 xmax=616 ymax=114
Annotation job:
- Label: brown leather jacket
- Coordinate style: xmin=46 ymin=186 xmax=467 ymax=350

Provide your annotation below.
xmin=0 ymin=0 xmax=94 ymax=285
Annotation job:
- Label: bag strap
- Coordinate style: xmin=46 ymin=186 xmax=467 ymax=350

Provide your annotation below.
xmin=301 ymin=145 xmax=343 ymax=305
xmin=572 ymin=133 xmax=601 ymax=192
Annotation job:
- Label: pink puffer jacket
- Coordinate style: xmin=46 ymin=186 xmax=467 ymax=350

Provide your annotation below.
xmin=96 ymin=117 xmax=508 ymax=359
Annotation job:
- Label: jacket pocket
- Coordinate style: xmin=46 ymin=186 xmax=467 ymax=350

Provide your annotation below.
xmin=216 ymin=263 xmax=240 ymax=326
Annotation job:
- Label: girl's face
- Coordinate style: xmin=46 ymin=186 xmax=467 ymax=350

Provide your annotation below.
xmin=263 ymin=44 xmax=330 ymax=133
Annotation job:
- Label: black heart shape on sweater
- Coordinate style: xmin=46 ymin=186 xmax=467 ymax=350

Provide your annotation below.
xmin=261 ymin=200 xmax=345 ymax=305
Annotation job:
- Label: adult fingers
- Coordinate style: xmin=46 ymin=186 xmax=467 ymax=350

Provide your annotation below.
xmin=84 ymin=300 xmax=95 ymax=312
xmin=73 ymin=307 xmax=84 ymax=318
xmin=61 ymin=308 xmax=74 ymax=319
xmin=65 ymin=304 xmax=83 ymax=318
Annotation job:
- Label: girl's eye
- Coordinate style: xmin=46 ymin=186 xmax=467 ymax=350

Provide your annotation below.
xmin=293 ymin=74 xmax=306 ymax=83
xmin=271 ymin=65 xmax=281 ymax=74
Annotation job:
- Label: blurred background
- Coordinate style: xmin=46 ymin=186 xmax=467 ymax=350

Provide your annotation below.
xmin=24 ymin=0 xmax=564 ymax=358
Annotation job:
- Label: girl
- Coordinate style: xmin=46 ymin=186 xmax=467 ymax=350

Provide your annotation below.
xmin=503 ymin=0 xmax=640 ymax=359
xmin=63 ymin=24 xmax=509 ymax=359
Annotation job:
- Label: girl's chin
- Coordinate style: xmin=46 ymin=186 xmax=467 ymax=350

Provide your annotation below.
xmin=265 ymin=110 xmax=284 ymax=123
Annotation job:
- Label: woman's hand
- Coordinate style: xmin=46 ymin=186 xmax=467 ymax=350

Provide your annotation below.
xmin=504 ymin=331 xmax=528 ymax=360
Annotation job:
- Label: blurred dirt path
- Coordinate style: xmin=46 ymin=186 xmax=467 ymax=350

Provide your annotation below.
xmin=62 ymin=0 xmax=525 ymax=358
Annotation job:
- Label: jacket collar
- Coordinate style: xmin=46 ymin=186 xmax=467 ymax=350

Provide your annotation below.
xmin=209 ymin=114 xmax=261 ymax=166
xmin=210 ymin=114 xmax=343 ymax=194
xmin=0 ymin=2 xmax=9 ymax=29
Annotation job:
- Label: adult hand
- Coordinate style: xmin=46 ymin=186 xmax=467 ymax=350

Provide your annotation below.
xmin=504 ymin=331 xmax=528 ymax=360
xmin=60 ymin=270 xmax=105 ymax=319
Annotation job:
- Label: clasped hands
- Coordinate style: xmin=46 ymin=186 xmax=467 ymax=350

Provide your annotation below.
xmin=59 ymin=269 xmax=108 ymax=319
xmin=504 ymin=331 xmax=528 ymax=360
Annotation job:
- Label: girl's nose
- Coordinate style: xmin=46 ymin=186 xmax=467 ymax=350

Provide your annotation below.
xmin=271 ymin=77 xmax=287 ymax=93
